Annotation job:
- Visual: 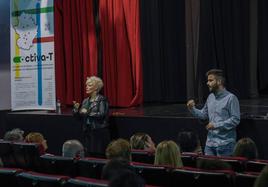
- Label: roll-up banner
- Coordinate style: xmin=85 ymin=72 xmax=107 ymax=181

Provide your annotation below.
xmin=10 ymin=0 xmax=55 ymax=111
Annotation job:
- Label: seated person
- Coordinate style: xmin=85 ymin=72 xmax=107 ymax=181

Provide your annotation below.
xmin=233 ymin=137 xmax=258 ymax=159
xmin=25 ymin=132 xmax=48 ymax=154
xmin=130 ymin=132 xmax=155 ymax=152
xmin=154 ymin=140 xmax=183 ymax=168
xmin=106 ymin=138 xmax=131 ymax=161
xmin=62 ymin=139 xmax=85 ymax=159
xmin=3 ymin=128 xmax=24 ymax=142
xmin=108 ymin=169 xmax=145 ymax=187
xmin=102 ymin=157 xmax=135 ymax=180
xmin=254 ymin=165 xmax=268 ymax=187
xmin=177 ymin=130 xmax=202 ymax=154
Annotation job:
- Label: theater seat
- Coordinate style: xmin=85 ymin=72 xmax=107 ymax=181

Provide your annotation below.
xmin=63 ymin=177 xmax=108 ymax=187
xmin=39 ymin=155 xmax=77 ymax=177
xmin=181 ymin=152 xmax=199 ymax=167
xmin=197 ymin=155 xmax=247 ymax=172
xmin=235 ymin=172 xmax=259 ymax=187
xmin=246 ymin=160 xmax=268 ymax=172
xmin=16 ymin=171 xmax=69 ymax=187
xmin=76 ymin=157 xmax=108 ymax=179
xmin=131 ymin=149 xmax=155 ymax=164
xmin=0 ymin=168 xmax=23 ymax=187
xmin=132 ymin=162 xmax=170 ymax=186
xmin=0 ymin=140 xmax=16 ymax=167
xmin=11 ymin=142 xmax=42 ymax=170
xmin=171 ymin=168 xmax=235 ymax=187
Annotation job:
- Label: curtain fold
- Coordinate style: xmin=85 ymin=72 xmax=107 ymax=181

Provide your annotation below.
xmin=99 ymin=0 xmax=143 ymax=107
xmin=54 ymin=0 xmax=98 ymax=105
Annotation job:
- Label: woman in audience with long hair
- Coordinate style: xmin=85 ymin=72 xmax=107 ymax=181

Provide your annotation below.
xmin=154 ymin=140 xmax=183 ymax=168
xmin=233 ymin=137 xmax=258 ymax=159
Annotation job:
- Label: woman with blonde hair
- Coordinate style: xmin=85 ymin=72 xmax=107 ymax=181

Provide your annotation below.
xmin=154 ymin=140 xmax=183 ymax=168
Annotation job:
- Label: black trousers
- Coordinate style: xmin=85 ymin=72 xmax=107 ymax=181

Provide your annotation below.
xmin=84 ymin=127 xmax=111 ymax=157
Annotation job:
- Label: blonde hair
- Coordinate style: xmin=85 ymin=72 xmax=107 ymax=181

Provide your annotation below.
xmin=154 ymin=140 xmax=183 ymax=168
xmin=25 ymin=132 xmax=45 ymax=144
xmin=130 ymin=133 xmax=150 ymax=150
xmin=86 ymin=76 xmax=104 ymax=93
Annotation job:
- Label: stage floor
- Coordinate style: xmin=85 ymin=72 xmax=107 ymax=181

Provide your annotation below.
xmin=9 ymin=98 xmax=268 ymax=119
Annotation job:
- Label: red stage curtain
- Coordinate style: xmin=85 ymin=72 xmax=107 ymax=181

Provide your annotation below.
xmin=99 ymin=0 xmax=143 ymax=107
xmin=54 ymin=0 xmax=98 ymax=105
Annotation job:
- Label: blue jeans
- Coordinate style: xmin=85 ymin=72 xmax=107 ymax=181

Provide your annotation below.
xmin=205 ymin=142 xmax=235 ymax=156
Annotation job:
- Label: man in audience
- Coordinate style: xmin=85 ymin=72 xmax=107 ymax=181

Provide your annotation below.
xmin=62 ymin=139 xmax=85 ymax=158
xmin=106 ymin=138 xmax=131 ymax=161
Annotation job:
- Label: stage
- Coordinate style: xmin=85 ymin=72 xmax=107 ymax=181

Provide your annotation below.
xmin=1 ymin=98 xmax=268 ymax=159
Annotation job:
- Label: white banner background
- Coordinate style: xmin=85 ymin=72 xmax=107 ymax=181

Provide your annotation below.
xmin=10 ymin=0 xmax=55 ymax=111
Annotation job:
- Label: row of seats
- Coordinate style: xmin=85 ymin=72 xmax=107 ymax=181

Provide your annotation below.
xmin=0 ymin=168 xmax=108 ymax=187
xmin=131 ymin=149 xmax=268 ymax=172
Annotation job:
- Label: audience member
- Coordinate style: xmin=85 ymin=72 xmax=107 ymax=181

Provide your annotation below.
xmin=106 ymin=138 xmax=131 ymax=161
xmin=130 ymin=132 xmax=155 ymax=152
xmin=108 ymin=170 xmax=145 ymax=187
xmin=197 ymin=158 xmax=232 ymax=171
xmin=254 ymin=165 xmax=268 ymax=187
xmin=154 ymin=140 xmax=183 ymax=168
xmin=177 ymin=130 xmax=202 ymax=154
xmin=102 ymin=157 xmax=135 ymax=180
xmin=3 ymin=128 xmax=24 ymax=142
xmin=62 ymin=139 xmax=84 ymax=158
xmin=233 ymin=137 xmax=258 ymax=159
xmin=25 ymin=132 xmax=48 ymax=154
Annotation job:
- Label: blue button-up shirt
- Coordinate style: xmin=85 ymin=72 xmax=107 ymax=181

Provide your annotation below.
xmin=190 ymin=89 xmax=240 ymax=147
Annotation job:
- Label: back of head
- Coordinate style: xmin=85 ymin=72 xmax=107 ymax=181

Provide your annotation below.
xmin=25 ymin=132 xmax=44 ymax=144
xmin=62 ymin=139 xmax=84 ymax=158
xmin=177 ymin=131 xmax=200 ymax=153
xmin=106 ymin=138 xmax=131 ymax=161
xmin=254 ymin=166 xmax=268 ymax=187
xmin=130 ymin=133 xmax=149 ymax=150
xmin=25 ymin=132 xmax=47 ymax=154
xmin=233 ymin=137 xmax=258 ymax=159
xmin=154 ymin=140 xmax=183 ymax=168
xmin=3 ymin=128 xmax=24 ymax=142
xmin=108 ymin=170 xmax=145 ymax=187
xmin=197 ymin=158 xmax=232 ymax=171
xmin=102 ymin=158 xmax=134 ymax=180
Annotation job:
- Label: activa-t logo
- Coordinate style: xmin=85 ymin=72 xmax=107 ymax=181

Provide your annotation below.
xmin=13 ymin=52 xmax=53 ymax=63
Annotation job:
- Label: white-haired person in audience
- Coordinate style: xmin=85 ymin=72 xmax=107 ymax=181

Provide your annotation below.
xmin=3 ymin=128 xmax=24 ymax=142
xmin=62 ymin=139 xmax=85 ymax=159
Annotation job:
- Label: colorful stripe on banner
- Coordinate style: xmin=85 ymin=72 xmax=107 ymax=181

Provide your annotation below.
xmin=33 ymin=36 xmax=54 ymax=43
xmin=11 ymin=6 xmax=53 ymax=17
xmin=36 ymin=2 xmax=42 ymax=106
